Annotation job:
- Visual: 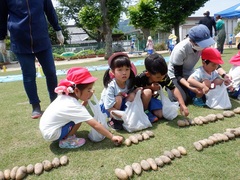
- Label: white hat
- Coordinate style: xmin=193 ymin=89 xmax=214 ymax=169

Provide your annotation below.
xmin=148 ymin=36 xmax=152 ymax=40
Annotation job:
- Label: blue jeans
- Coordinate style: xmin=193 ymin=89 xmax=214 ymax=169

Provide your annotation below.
xmin=15 ymin=48 xmax=58 ymax=104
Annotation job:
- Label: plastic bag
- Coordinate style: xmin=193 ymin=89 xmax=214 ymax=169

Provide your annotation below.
xmin=158 ymin=86 xmax=179 ymax=120
xmin=88 ymin=94 xmax=108 ymax=142
xmin=123 ymin=90 xmax=152 ymax=132
xmin=205 ymin=84 xmax=232 ymax=109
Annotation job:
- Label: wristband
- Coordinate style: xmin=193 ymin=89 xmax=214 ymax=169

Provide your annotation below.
xmin=221 ymin=73 xmax=226 ymax=78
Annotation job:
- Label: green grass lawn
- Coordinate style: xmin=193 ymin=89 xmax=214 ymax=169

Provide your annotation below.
xmin=0 ymin=48 xmax=240 ymax=179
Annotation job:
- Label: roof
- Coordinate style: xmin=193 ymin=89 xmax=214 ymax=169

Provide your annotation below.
xmin=214 ymin=3 xmax=240 ymax=18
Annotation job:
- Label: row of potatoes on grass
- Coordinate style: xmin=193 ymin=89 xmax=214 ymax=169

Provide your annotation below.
xmin=0 ymin=156 xmax=68 ymax=180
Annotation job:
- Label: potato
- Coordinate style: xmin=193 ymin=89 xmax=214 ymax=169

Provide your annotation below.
xmin=177 ymin=120 xmax=186 ymax=127
xmin=184 ymin=119 xmax=190 ymax=126
xmin=193 ymin=117 xmax=203 ymax=125
xmin=206 ymin=114 xmax=217 ymax=122
xmin=60 ymin=155 xmax=69 ymax=166
xmin=15 ymin=166 xmax=27 ymax=180
xmin=216 ymin=113 xmax=224 ymax=120
xmin=135 ymin=134 xmax=143 ymax=141
xmin=163 ymin=150 xmax=175 ymax=159
xmin=52 ymin=157 xmax=60 ymax=168
xmin=233 ymin=107 xmax=240 ymax=114
xmin=188 ymin=119 xmax=195 ymax=125
xmin=218 ymin=133 xmax=229 ymax=141
xmin=208 ymin=136 xmax=218 ymax=144
xmin=159 ymin=155 xmax=171 ymax=164
xmin=222 ymin=111 xmax=235 ymax=117
xmin=4 ymin=169 xmax=11 ymax=180
xmin=142 ymin=132 xmax=150 ymax=140
xmin=146 ymin=158 xmax=158 ymax=171
xmin=10 ymin=166 xmax=19 ymax=179
xmin=140 ymin=160 xmax=151 ymax=171
xmin=198 ymin=116 xmax=208 ymax=123
xmin=204 ymin=138 xmax=214 ymax=146
xmin=213 ymin=133 xmax=224 ymax=142
xmin=124 ymin=165 xmax=133 ymax=177
xmin=26 ymin=164 xmax=34 ymax=174
xmin=171 ymin=149 xmax=181 ymax=158
xmin=129 ymin=135 xmax=138 ymax=144
xmin=42 ymin=160 xmax=53 ymax=171
xmin=154 ymin=157 xmax=164 ymax=167
xmin=114 ymin=168 xmax=128 ymax=180
xmin=124 ymin=138 xmax=131 ymax=146
xmin=34 ymin=163 xmax=43 ymax=175
xmin=177 ymin=146 xmax=187 ymax=155
xmin=145 ymin=130 xmax=154 ymax=137
xmin=193 ymin=142 xmax=203 ymax=151
xmin=198 ymin=140 xmax=208 ymax=148
xmin=0 ymin=171 xmax=4 ymax=180
xmin=224 ymin=132 xmax=235 ymax=139
xmin=132 ymin=163 xmax=142 ymax=175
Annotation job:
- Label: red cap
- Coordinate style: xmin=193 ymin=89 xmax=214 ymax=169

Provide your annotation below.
xmin=66 ymin=67 xmax=97 ymax=84
xmin=229 ymin=51 xmax=240 ymax=66
xmin=201 ymin=47 xmax=224 ymax=64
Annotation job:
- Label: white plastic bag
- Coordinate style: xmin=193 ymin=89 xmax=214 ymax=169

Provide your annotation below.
xmin=123 ymin=90 xmax=152 ymax=132
xmin=88 ymin=94 xmax=108 ymax=142
xmin=205 ymin=84 xmax=232 ymax=109
xmin=158 ymin=85 xmax=179 ymax=120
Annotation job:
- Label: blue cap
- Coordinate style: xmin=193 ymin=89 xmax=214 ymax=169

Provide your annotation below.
xmin=188 ymin=24 xmax=215 ymax=48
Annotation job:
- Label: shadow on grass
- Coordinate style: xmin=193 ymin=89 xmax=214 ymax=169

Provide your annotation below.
xmin=49 ymin=130 xmax=120 ymax=155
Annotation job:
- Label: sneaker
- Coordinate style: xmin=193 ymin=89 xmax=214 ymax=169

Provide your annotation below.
xmin=107 ymin=118 xmax=123 ymax=130
xmin=59 ymin=136 xmax=86 ymax=149
xmin=31 ymin=104 xmax=42 ymax=119
xmin=192 ymin=97 xmax=205 ymax=107
xmin=145 ymin=110 xmax=158 ymax=122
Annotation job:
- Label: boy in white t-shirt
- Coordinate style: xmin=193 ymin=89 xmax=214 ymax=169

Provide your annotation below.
xmin=39 ymin=67 xmax=123 ymax=149
xmin=187 ymin=47 xmax=224 ymax=107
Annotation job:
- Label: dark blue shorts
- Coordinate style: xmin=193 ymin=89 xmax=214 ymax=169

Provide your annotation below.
xmin=149 ymin=97 xmax=162 ymax=112
xmin=58 ymin=121 xmax=75 ymax=140
xmin=100 ymin=98 xmax=127 ymax=118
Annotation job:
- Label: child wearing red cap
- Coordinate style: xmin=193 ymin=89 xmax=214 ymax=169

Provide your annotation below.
xmin=39 ymin=67 xmax=123 ymax=149
xmin=187 ymin=47 xmax=225 ymax=107
xmin=100 ymin=52 xmax=137 ymax=130
xmin=228 ymin=43 xmax=240 ymax=99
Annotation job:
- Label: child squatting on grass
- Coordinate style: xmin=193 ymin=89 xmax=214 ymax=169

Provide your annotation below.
xmin=134 ymin=53 xmax=189 ymax=122
xmin=187 ymin=47 xmax=225 ymax=107
xmin=228 ymin=43 xmax=240 ymax=100
xmin=99 ymin=52 xmax=137 ymax=130
xmin=39 ymin=67 xmax=123 ymax=149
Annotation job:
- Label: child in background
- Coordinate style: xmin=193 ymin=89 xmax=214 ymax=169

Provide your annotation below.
xmin=100 ymin=52 xmax=137 ymax=130
xmin=187 ymin=47 xmax=224 ymax=106
xmin=135 ymin=53 xmax=189 ymax=122
xmin=39 ymin=67 xmax=123 ymax=149
xmin=228 ymin=43 xmax=240 ymax=99
xmin=146 ymin=36 xmax=154 ymax=55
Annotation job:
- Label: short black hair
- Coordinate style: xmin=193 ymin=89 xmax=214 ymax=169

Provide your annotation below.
xmin=144 ymin=53 xmax=168 ymax=75
xmin=237 ymin=42 xmax=240 ymax=50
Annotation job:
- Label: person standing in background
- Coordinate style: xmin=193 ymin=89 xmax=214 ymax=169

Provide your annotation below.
xmin=0 ymin=0 xmax=64 ymax=119
xmin=146 ymin=36 xmax=154 ymax=55
xmin=215 ymin=15 xmax=226 ymax=54
xmin=199 ymin=10 xmax=217 ymax=37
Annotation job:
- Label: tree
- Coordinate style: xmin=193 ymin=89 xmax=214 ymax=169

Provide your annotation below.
xmin=58 ymin=0 xmax=123 ymax=59
xmin=128 ymin=0 xmax=159 ymax=39
xmin=156 ymin=0 xmax=209 ymax=42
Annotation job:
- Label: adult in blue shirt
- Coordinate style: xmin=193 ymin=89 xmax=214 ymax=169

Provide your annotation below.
xmin=0 ymin=0 xmax=64 ymax=119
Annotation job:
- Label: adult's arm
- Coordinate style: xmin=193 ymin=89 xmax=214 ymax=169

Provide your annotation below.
xmin=43 ymin=0 xmax=61 ymax=31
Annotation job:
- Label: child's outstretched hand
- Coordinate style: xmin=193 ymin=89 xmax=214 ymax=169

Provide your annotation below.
xmin=111 ymin=135 xmax=123 ymax=146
